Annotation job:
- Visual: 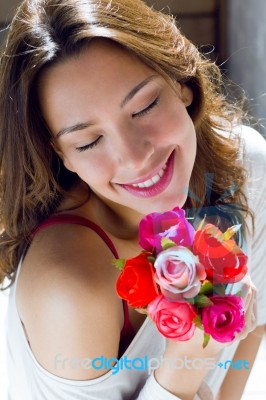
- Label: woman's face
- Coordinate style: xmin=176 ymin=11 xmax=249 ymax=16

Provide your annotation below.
xmin=38 ymin=39 xmax=197 ymax=217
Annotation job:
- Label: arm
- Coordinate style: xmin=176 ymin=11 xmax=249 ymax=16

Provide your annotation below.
xmin=217 ymin=325 xmax=265 ymax=400
xmin=136 ymin=273 xmax=256 ymax=400
xmin=214 ymin=127 xmax=266 ymax=400
xmin=20 ymin=223 xmax=186 ymax=400
xmin=153 ymin=331 xmax=225 ymax=400
xmin=135 ymin=327 xmax=224 ymax=400
xmin=18 ymin=223 xmax=124 ymax=380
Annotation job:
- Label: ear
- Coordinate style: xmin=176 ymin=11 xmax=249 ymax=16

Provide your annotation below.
xmin=50 ymin=140 xmax=76 ymax=173
xmin=178 ymin=83 xmax=193 ymax=107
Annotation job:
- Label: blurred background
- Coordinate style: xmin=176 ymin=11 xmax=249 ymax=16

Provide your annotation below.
xmin=145 ymin=0 xmax=266 ymax=137
xmin=0 ymin=0 xmax=266 ymax=398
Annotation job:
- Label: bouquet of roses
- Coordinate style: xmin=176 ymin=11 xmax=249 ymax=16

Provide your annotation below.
xmin=113 ymin=207 xmax=248 ymax=347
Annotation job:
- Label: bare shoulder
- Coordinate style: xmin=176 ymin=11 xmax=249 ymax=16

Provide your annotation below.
xmin=16 ymin=223 xmax=123 ymax=379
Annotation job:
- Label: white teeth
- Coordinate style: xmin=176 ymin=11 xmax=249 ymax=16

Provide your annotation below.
xmin=144 ymin=179 xmax=154 ymax=188
xmin=131 ymin=165 xmax=166 ymax=188
xmin=151 ymin=175 xmax=161 ymax=184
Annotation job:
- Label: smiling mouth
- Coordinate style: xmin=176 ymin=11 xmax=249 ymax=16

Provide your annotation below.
xmin=131 ymin=164 xmax=167 ymax=188
xmin=120 ymin=151 xmax=175 ymax=198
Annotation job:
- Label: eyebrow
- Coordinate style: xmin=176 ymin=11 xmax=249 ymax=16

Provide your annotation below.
xmin=56 ymin=122 xmax=94 ymax=139
xmin=120 ymin=74 xmax=158 ymax=108
xmin=55 ymin=74 xmax=158 ymax=138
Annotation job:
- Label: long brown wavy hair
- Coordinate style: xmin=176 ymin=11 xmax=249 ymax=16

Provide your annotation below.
xmin=0 ymin=0 xmax=250 ymax=288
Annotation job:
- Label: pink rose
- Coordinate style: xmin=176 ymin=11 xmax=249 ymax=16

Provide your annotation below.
xmin=139 ymin=207 xmax=195 ymax=253
xmin=147 ymin=295 xmax=197 ymax=341
xmin=154 ymin=246 xmax=206 ymax=299
xmin=201 ymin=295 xmax=245 ymax=342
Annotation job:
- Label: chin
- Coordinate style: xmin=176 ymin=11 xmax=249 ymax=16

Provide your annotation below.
xmin=137 ymin=193 xmax=189 ymax=216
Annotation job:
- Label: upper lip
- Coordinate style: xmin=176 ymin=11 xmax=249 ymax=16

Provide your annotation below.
xmin=118 ymin=151 xmax=173 ymax=186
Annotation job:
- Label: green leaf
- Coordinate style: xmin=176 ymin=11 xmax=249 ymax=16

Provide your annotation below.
xmin=195 ymin=294 xmax=213 ymax=308
xmin=221 ymin=224 xmax=241 ymax=241
xmin=193 ymin=314 xmax=203 ymax=329
xmin=184 ymin=297 xmax=196 ymax=305
xmin=199 ymin=280 xmax=213 ymax=295
xmin=135 ymin=307 xmax=149 ymax=315
xmin=213 ymin=284 xmax=226 ymax=296
xmin=147 ymin=256 xmax=156 ymax=264
xmin=196 ymin=215 xmax=206 ymax=231
xmin=112 ymin=258 xmax=126 ymax=270
xmin=202 ymin=333 xmax=211 ymax=349
xmin=161 ymin=237 xmax=176 ymax=250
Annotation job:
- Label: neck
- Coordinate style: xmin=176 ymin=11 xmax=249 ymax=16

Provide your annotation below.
xmin=58 ymin=180 xmax=144 ymax=240
xmin=89 ymin=192 xmax=143 ymax=240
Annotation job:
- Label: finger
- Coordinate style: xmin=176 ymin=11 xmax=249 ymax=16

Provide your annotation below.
xmin=238 ymin=288 xmax=258 ymax=340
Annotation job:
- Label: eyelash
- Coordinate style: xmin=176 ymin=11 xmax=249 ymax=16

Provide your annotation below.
xmin=75 ymin=97 xmax=160 ymax=152
xmin=76 ymin=136 xmax=102 ymax=152
xmin=132 ymin=97 xmax=160 ymax=118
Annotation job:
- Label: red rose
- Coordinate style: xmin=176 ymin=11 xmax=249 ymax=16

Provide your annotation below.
xmin=116 ymin=253 xmax=159 ymax=308
xmin=193 ymin=224 xmax=248 ymax=284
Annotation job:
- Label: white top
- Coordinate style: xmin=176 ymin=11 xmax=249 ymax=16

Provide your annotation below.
xmin=5 ymin=125 xmax=266 ymax=400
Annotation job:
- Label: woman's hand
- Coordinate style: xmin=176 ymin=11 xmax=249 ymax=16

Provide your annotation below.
xmin=154 ymin=275 xmax=257 ymax=400
xmin=231 ymin=275 xmax=257 ymax=341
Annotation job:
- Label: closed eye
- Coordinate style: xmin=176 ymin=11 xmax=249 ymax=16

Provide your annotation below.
xmin=132 ymin=97 xmax=160 ymax=118
xmin=76 ymin=136 xmax=102 ymax=152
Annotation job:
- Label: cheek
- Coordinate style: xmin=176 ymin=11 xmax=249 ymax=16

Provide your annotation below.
xmin=69 ymin=155 xmax=113 ymax=187
xmin=156 ymin=102 xmax=194 ymax=142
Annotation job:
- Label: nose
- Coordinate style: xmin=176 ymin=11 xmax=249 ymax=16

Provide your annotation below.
xmin=111 ymin=125 xmax=155 ymax=170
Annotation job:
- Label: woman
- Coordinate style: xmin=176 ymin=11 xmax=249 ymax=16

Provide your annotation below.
xmin=0 ymin=0 xmax=265 ymax=399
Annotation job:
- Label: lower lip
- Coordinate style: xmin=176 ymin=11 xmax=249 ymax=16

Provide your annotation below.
xmin=120 ymin=152 xmax=175 ymax=198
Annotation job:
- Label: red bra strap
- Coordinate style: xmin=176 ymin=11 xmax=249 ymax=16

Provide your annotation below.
xmin=31 ymin=214 xmax=119 ymax=259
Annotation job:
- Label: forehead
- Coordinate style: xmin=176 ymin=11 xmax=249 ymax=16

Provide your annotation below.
xmin=37 ymin=39 xmax=158 ymax=128
xmin=38 ymin=39 xmax=156 ymax=99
